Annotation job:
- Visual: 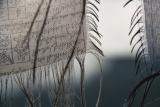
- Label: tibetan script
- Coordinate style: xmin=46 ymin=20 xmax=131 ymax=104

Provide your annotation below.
xmin=0 ymin=0 xmax=86 ymax=74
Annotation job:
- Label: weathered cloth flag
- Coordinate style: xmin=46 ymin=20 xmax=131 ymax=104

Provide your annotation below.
xmin=0 ymin=0 xmax=102 ymax=106
xmin=0 ymin=0 xmax=86 ymax=74
xmin=143 ymin=0 xmax=160 ymax=71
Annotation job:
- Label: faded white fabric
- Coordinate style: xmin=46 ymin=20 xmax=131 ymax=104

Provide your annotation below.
xmin=0 ymin=0 xmax=86 ymax=74
xmin=143 ymin=0 xmax=160 ymax=70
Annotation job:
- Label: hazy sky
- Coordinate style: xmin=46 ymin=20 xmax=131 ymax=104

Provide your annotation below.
xmin=99 ymin=0 xmax=139 ymax=57
xmin=84 ymin=0 xmax=140 ymax=76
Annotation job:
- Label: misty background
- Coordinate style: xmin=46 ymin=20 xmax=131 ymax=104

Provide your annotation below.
xmin=83 ymin=0 xmax=138 ymax=106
